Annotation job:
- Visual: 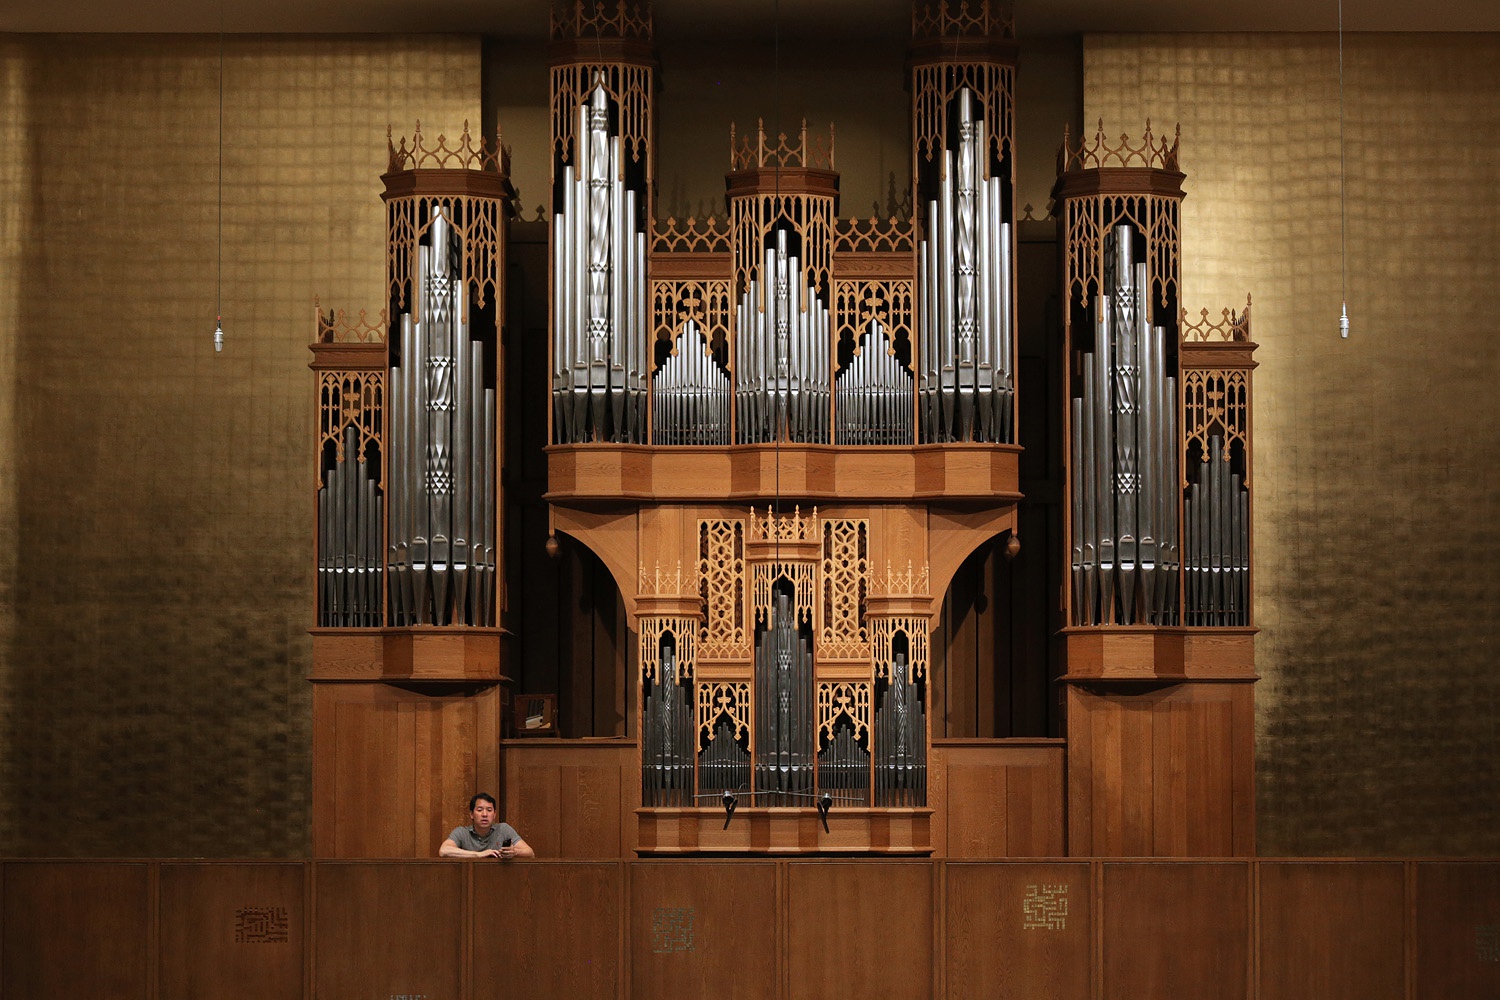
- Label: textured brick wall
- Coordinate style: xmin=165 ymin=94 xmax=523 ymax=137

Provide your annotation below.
xmin=0 ymin=34 xmax=480 ymax=856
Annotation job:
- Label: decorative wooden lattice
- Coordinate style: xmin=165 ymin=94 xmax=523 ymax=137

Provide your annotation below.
xmin=1058 ymin=118 xmax=1180 ymax=173
xmin=387 ymin=194 xmax=507 ymax=321
xmin=833 ymin=216 xmax=916 ymax=255
xmin=1182 ymin=369 xmax=1250 ymax=482
xmin=550 ymin=0 xmax=653 ymax=41
xmin=698 ymin=519 xmax=749 ymax=659
xmin=819 ymin=519 xmax=870 ymax=658
xmin=652 ymin=216 xmax=731 ymax=254
xmin=913 ymin=62 xmax=1014 ymax=171
xmin=1181 ymin=299 xmax=1253 ymax=343
xmin=730 ymin=188 xmax=836 ymax=305
xmin=912 ymin=0 xmax=1015 ymax=41
xmin=315 ymin=305 xmax=387 ymax=345
xmin=753 ymin=562 xmax=817 ymax=626
xmin=550 ymin=62 xmax=654 ymax=171
xmin=872 ymin=560 xmax=931 ymax=599
xmin=748 ymin=507 xmax=819 ymax=627
xmin=1061 ymin=191 xmax=1181 ymax=316
xmin=319 ymin=372 xmax=384 ymax=474
xmin=730 ymin=120 xmax=834 ymax=171
xmin=870 ymin=617 xmax=930 ymax=682
xmin=817 ymin=681 xmax=871 ymax=744
xmin=834 ymin=280 xmax=915 ymax=365
xmin=640 ymin=616 xmax=698 ymax=682
xmin=651 ymin=280 xmax=732 ymax=362
xmin=698 ymin=682 xmax=751 ymax=743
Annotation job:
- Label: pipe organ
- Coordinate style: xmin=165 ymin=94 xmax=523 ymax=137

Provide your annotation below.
xmin=309 ymin=0 xmax=1261 ymax=860
xmin=542 ymin=0 xmax=1019 ymax=854
xmin=1053 ymin=121 xmax=1260 ymax=856
xmin=916 ymin=88 xmax=1014 ymax=443
xmin=308 ymin=124 xmax=514 ymax=857
xmin=1069 ymin=223 xmax=1180 ymax=627
xmin=552 ymin=85 xmax=651 ymax=444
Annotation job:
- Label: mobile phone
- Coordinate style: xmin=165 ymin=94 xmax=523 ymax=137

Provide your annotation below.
xmin=502 ymin=837 xmax=513 ymax=847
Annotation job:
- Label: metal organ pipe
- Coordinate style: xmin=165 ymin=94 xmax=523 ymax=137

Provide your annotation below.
xmin=836 ymin=321 xmax=913 ymax=444
xmin=319 ymin=420 xmax=384 ymax=628
xmin=383 ymin=206 xmax=496 ymax=627
xmin=917 ymin=87 xmax=1013 ymax=443
xmin=734 ymin=231 xmax=830 ymax=444
xmin=552 ymin=85 xmax=649 ymax=443
xmin=1184 ymin=435 xmax=1247 ymax=626
xmin=653 ymin=321 xmax=731 ymax=445
xmin=1070 ymin=223 xmax=1180 ymax=626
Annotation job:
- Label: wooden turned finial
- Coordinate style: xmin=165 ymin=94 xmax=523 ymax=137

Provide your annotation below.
xmin=1004 ymin=534 xmax=1021 ymax=560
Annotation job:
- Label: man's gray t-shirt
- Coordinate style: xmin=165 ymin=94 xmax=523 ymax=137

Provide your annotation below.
xmin=448 ymin=823 xmax=521 ymax=852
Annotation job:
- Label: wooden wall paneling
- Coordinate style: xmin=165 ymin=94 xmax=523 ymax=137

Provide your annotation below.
xmin=2 ymin=861 xmax=150 ymax=1000
xmin=1258 ymin=861 xmax=1405 ymax=1000
xmin=1004 ymin=745 xmax=1066 ymax=856
xmin=1185 ymin=692 xmax=1233 ymax=856
xmin=315 ymin=683 xmax=501 ymax=858
xmin=515 ymin=761 xmax=564 ymax=858
xmin=158 ymin=862 xmax=305 ymax=1000
xmin=630 ymin=861 xmax=779 ymax=1000
xmin=1065 ymin=685 xmax=1094 ymax=855
xmin=312 ymin=861 xmax=463 ymax=1000
xmin=1415 ymin=861 xmax=1500 ymax=999
xmin=944 ymin=861 xmax=1091 ymax=1000
xmin=1229 ymin=685 xmax=1255 ymax=856
xmin=1067 ymin=684 xmax=1250 ymax=857
xmin=1102 ymin=862 xmax=1250 ymax=1000
xmin=937 ymin=739 xmax=1068 ymax=858
xmin=946 ymin=759 xmax=1009 ymax=857
xmin=474 ymin=861 xmax=621 ymax=1000
xmin=786 ymin=861 xmax=934 ymax=1000
xmin=928 ymin=743 xmax=950 ymax=857
xmin=505 ymin=740 xmax=637 ymax=858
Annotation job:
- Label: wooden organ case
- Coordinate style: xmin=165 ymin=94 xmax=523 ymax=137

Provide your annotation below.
xmin=308 ymin=126 xmax=515 ymax=857
xmin=1052 ymin=122 xmax=1259 ymax=855
xmin=305 ymin=0 xmax=1260 ymax=861
xmin=545 ymin=1 xmax=1021 ymax=854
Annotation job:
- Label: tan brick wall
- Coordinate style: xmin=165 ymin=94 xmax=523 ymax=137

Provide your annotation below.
xmin=0 ymin=34 xmax=480 ymax=856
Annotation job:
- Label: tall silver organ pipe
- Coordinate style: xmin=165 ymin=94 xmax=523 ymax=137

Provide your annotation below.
xmin=735 ymin=229 xmax=832 ymax=444
xmin=642 ymin=638 xmax=694 ymax=807
xmin=1184 ymin=435 xmax=1249 ymax=626
xmin=835 ymin=320 xmax=914 ymax=445
xmin=1070 ymin=223 xmax=1179 ymax=626
xmin=754 ymin=589 xmax=815 ymax=804
xmin=317 ymin=424 xmax=383 ymax=627
xmin=874 ymin=649 xmax=925 ymax=806
xmin=917 ymin=87 xmax=1013 ymax=444
xmin=387 ymin=207 xmax=497 ymax=627
xmin=652 ymin=320 xmax=731 ymax=445
xmin=552 ymin=85 xmax=649 ymax=443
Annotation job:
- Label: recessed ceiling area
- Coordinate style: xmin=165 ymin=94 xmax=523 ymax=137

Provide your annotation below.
xmin=3 ymin=0 xmax=1499 ymax=37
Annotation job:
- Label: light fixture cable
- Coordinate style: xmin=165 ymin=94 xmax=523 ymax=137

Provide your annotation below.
xmin=1338 ymin=0 xmax=1349 ymax=339
xmin=214 ymin=16 xmax=225 ymax=352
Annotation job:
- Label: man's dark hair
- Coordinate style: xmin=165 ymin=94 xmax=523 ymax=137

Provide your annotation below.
xmin=469 ymin=792 xmax=497 ymax=811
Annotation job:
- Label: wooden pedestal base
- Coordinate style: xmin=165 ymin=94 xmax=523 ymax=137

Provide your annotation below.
xmin=635 ymin=807 xmax=933 ymax=854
